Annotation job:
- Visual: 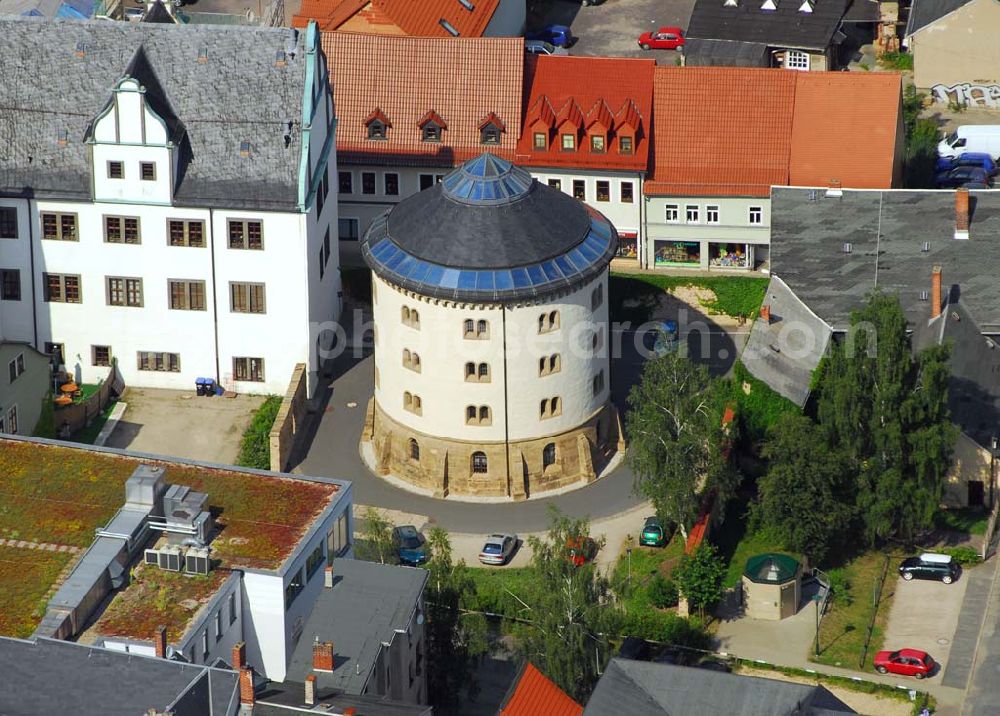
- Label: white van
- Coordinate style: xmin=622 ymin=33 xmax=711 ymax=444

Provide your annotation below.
xmin=938 ymin=125 xmax=1000 ymax=159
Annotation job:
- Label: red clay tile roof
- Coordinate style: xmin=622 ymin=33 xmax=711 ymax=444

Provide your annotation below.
xmin=294 ymin=0 xmax=502 ymax=37
xmin=646 ymin=67 xmax=901 ymax=197
xmin=515 ymin=55 xmax=655 ymax=172
xmin=500 ymin=662 xmax=583 ymax=716
xmin=789 ymin=71 xmax=902 ymax=189
xmin=322 ymin=33 xmax=523 ymax=166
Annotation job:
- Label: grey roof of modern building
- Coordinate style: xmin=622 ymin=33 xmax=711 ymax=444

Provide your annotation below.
xmin=741 ymin=275 xmax=832 ymax=406
xmin=769 ymin=187 xmax=1000 ymax=333
xmin=686 ymin=0 xmax=850 ymax=51
xmin=682 ymin=38 xmax=770 ymax=67
xmin=362 ymin=153 xmax=617 ymax=303
xmin=905 ymin=0 xmax=972 ymax=36
xmin=255 ymin=686 xmax=433 ymax=716
xmin=583 ymin=659 xmax=857 ymax=716
xmin=285 ymin=559 xmax=429 ymax=695
xmin=0 ymin=16 xmax=309 ymax=210
xmin=914 ymin=301 xmax=1000 ymax=448
xmin=0 ymin=636 xmax=240 ymax=716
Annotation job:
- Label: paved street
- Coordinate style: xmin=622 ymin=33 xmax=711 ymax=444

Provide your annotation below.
xmin=943 ymin=565 xmax=993 ymax=690
xmin=961 ymin=556 xmax=1000 ymax=714
xmin=883 ymin=573 xmax=969 ymax=679
xmin=534 ymin=0 xmax=694 ymax=63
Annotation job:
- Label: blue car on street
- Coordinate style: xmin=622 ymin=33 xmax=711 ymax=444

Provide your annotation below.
xmin=934 ymin=152 xmax=996 ymax=175
xmin=526 ymin=24 xmax=571 ymax=47
xmin=392 ymin=525 xmax=428 ymax=566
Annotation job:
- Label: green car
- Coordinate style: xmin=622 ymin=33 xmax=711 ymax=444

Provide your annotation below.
xmin=640 ymin=517 xmax=669 ymax=547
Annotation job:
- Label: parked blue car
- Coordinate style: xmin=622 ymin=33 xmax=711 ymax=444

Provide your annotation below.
xmin=392 ymin=525 xmax=428 ymax=566
xmin=934 ymin=166 xmax=992 ymax=189
xmin=526 ymin=24 xmax=571 ymax=47
xmin=935 ymin=152 xmax=996 ymax=175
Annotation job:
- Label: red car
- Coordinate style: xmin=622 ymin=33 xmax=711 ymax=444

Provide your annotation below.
xmin=638 ymin=26 xmax=685 ymax=51
xmin=873 ymin=649 xmax=935 ymax=679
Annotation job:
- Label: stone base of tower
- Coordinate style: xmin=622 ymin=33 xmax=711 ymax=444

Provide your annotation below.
xmin=364 ymin=399 xmax=621 ymax=500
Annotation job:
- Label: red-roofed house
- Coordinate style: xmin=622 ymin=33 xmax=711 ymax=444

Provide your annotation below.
xmin=516 ymin=55 xmax=656 ymax=263
xmin=294 ymin=0 xmax=524 ymax=38
xmin=499 ymin=662 xmax=583 ymax=716
xmin=644 ymin=67 xmax=902 ymax=272
xmin=321 ymin=32 xmax=524 ymax=255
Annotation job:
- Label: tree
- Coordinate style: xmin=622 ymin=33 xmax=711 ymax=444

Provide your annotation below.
xmin=423 ymin=527 xmax=489 ymax=714
xmin=626 ymin=352 xmax=734 ymax=539
xmin=515 ymin=507 xmax=615 ymax=704
xmin=672 ymin=543 xmax=725 ymax=619
xmin=756 ymin=413 xmax=855 ymax=565
xmin=817 ymin=293 xmax=957 ymax=545
xmin=356 ymin=507 xmax=394 ymax=564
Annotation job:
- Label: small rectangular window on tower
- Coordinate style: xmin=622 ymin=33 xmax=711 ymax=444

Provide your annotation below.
xmin=140 ymin=162 xmax=156 ymax=181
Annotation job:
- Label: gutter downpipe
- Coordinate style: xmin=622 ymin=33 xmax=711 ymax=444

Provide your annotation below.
xmin=502 ymin=304 xmax=511 ymax=497
xmin=208 ymin=208 xmax=222 ymax=386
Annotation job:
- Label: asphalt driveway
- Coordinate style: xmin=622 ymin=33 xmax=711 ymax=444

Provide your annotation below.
xmin=533 ymin=0 xmax=695 ymax=62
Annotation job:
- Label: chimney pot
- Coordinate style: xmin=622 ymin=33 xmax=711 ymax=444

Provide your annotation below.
xmin=760 ymin=305 xmax=771 ymax=324
xmin=313 ymin=640 xmax=335 ymax=672
xmin=955 ymin=188 xmax=970 ymax=239
xmin=305 ymin=674 xmax=317 ymax=706
xmin=324 ymin=565 xmax=334 ymax=588
xmin=232 ymin=641 xmax=246 ymax=670
xmin=931 ymin=266 xmax=943 ymax=320
xmin=155 ymin=625 xmax=167 ymax=659
xmin=344 ymin=709 xmax=356 ymax=716
xmin=239 ymin=666 xmax=255 ymax=707
xmin=826 ymin=179 xmax=842 ymax=198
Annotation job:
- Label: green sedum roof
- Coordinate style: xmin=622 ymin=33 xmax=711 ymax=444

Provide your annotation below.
xmin=743 ymin=552 xmax=799 ymax=584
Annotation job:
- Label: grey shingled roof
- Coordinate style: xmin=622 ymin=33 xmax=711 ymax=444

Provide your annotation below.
xmin=682 ymin=38 xmax=770 ymax=67
xmin=686 ymin=0 xmax=850 ymax=51
xmin=584 ymin=659 xmax=857 ymax=716
xmin=0 ymin=636 xmax=240 ymax=716
xmin=256 ymin=687 xmax=433 ymax=716
xmin=285 ymin=559 xmax=428 ymax=695
xmin=0 ymin=16 xmax=308 ymax=210
xmin=770 ymin=188 xmax=1000 ymax=333
xmin=905 ymin=0 xmax=973 ymax=37
xmin=742 ymin=276 xmax=832 ymax=406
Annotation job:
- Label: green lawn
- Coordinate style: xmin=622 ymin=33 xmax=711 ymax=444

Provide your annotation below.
xmin=934 ymin=507 xmax=988 ymax=536
xmin=0 ymin=546 xmax=74 ymax=638
xmin=609 ymin=272 xmax=769 ymax=324
xmin=67 ymin=399 xmax=118 ymax=445
xmin=465 ymin=566 xmax=539 ymax=620
xmin=813 ymin=550 xmax=898 ymax=670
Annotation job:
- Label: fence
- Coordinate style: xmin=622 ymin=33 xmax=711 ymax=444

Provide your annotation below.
xmin=269 ymin=363 xmax=308 ymax=472
xmin=54 ymin=362 xmax=124 ymax=436
xmin=858 ymin=555 xmax=890 ymax=670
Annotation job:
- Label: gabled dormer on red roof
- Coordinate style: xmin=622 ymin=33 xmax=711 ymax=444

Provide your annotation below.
xmin=585 ymin=99 xmax=615 ymax=154
xmin=365 ymin=107 xmax=392 ymax=141
xmin=478 ymin=112 xmax=505 ymax=145
xmin=614 ymin=99 xmax=643 ymax=156
xmin=417 ymin=109 xmax=447 ymax=143
xmin=554 ymin=100 xmax=584 ymax=152
xmin=526 ymin=96 xmax=557 ymax=150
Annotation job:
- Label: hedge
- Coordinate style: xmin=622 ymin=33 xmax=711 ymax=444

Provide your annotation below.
xmin=236 ymin=396 xmax=282 ymax=469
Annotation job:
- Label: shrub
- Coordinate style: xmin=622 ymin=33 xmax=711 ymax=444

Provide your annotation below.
xmin=648 ymin=576 xmax=679 ymax=609
xmin=828 ymin=569 xmax=854 ymax=608
xmin=939 ymin=546 xmax=981 ymax=566
xmin=621 ymin=609 xmax=709 ymax=649
xmin=236 ymin=396 xmax=282 ymax=470
xmin=878 ymin=51 xmax=913 ymax=71
xmin=726 ymin=362 xmax=800 ymax=443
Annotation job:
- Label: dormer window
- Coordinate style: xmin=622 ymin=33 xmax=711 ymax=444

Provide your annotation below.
xmin=533 ymin=132 xmax=547 ymax=150
xmin=619 ymin=136 xmax=634 ymax=154
xmin=561 ymin=134 xmax=576 ymax=151
xmin=590 ymin=135 xmax=605 ymax=153
xmin=368 ymin=120 xmax=387 ymax=140
xmin=481 ymin=124 xmax=501 ymax=145
xmin=423 ymin=123 xmax=442 ymax=142
xmin=761 ymin=0 xmax=776 ymax=9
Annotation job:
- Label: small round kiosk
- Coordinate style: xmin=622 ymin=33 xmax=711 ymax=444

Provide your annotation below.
xmin=742 ymin=553 xmax=801 ymax=621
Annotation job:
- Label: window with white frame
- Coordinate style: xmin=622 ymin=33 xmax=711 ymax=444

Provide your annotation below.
xmin=786 ymin=50 xmax=810 ymax=70
xmin=665 ymin=204 xmax=679 ymax=223
xmin=686 ymin=205 xmax=700 ymax=223
xmin=749 ymin=206 xmax=763 ymax=225
xmin=706 ymin=205 xmax=719 ymax=224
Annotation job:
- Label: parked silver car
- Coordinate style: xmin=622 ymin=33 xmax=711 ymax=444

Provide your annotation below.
xmin=479 ymin=533 xmax=518 ymax=565
xmin=524 ymin=40 xmax=568 ymax=56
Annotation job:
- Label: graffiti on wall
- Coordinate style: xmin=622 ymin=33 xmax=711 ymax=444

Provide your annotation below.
xmin=932 ymin=83 xmax=1000 ymax=108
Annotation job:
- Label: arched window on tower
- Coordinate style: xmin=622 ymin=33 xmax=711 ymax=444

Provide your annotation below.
xmin=471 ymin=451 xmax=488 ymax=474
xmin=543 ymin=442 xmax=556 ymax=469
xmin=409 ymin=438 xmax=420 ymax=461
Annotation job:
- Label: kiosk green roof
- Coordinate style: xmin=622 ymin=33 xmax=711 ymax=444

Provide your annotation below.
xmin=743 ymin=553 xmax=799 ymax=584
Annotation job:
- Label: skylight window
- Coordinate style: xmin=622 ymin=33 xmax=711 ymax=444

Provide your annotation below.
xmin=458 ymin=0 xmax=474 ymax=9
xmin=439 ymin=18 xmax=460 ymax=36
xmin=760 ymin=0 xmax=776 ymax=8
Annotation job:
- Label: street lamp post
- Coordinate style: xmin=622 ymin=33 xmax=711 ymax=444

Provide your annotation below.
xmin=626 ymin=546 xmax=633 ymax=588
xmin=812 ymin=593 xmax=822 ymax=657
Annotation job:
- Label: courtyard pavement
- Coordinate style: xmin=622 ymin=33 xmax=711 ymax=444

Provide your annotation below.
xmin=106 ymin=387 xmax=264 ymax=464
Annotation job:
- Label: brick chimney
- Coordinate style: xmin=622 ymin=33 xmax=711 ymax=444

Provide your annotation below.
xmin=154 ymin=625 xmax=167 ymax=659
xmin=304 ymin=674 xmax=317 ymax=706
xmin=313 ymin=638 xmax=334 ymax=672
xmin=955 ymin=188 xmax=970 ymax=239
xmin=232 ymin=641 xmax=246 ymax=670
xmin=325 ymin=565 xmax=334 ymax=589
xmin=239 ymin=666 xmax=255 ymax=708
xmin=760 ymin=305 xmax=771 ymax=324
xmin=931 ymin=266 xmax=943 ymax=320
xmin=344 ymin=708 xmax=356 ymax=716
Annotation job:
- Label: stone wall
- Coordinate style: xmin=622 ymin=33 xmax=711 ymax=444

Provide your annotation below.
xmin=370 ymin=398 xmax=620 ymax=499
xmin=269 ymin=363 xmax=309 ymax=472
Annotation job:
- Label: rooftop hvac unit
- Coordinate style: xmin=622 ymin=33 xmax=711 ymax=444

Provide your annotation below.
xmin=185 ymin=546 xmax=211 ymax=575
xmin=158 ymin=545 xmax=183 ymax=572
xmin=144 ymin=549 xmax=160 ymax=566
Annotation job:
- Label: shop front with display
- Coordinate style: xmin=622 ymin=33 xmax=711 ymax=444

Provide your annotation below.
xmin=653 ymin=240 xmax=701 ymax=268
